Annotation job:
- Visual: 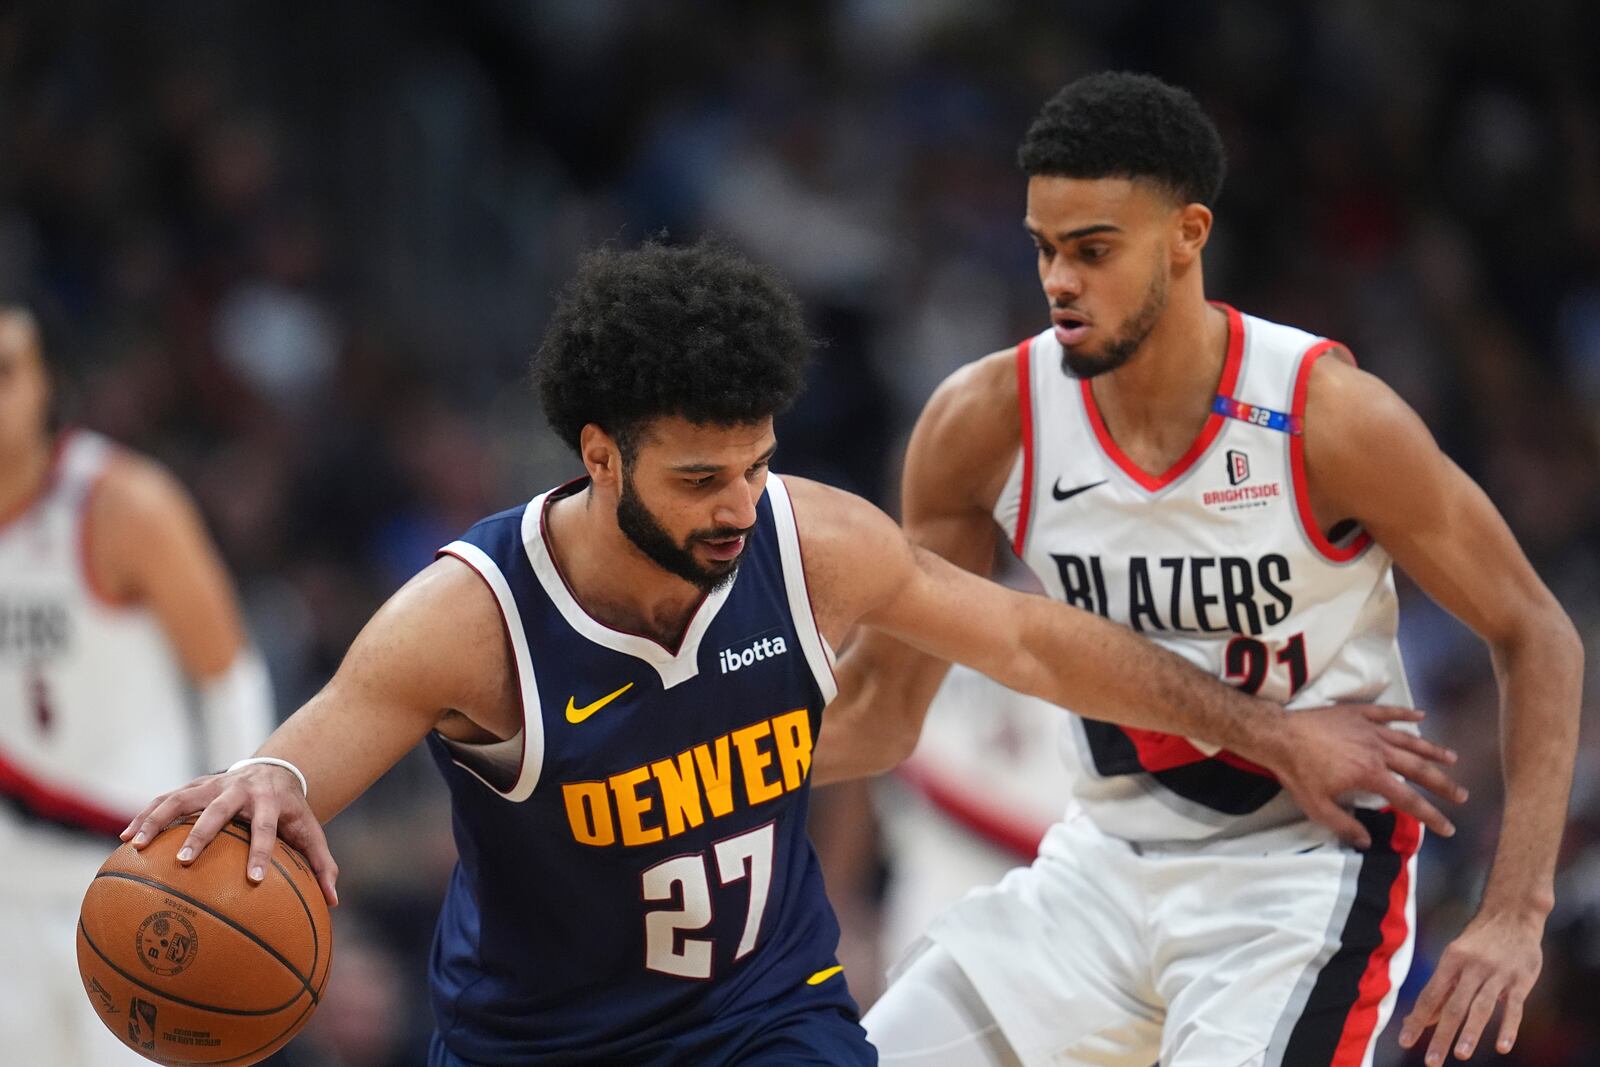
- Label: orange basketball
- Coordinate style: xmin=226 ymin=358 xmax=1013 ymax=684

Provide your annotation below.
xmin=76 ymin=818 xmax=333 ymax=1066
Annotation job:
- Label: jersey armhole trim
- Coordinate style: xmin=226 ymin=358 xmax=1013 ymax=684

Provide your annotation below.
xmin=763 ymin=475 xmax=838 ymax=704
xmin=436 ymin=542 xmax=544 ymax=801
xmin=1289 ymin=341 xmax=1374 ymax=563
xmin=1012 ymin=338 xmax=1036 ymax=558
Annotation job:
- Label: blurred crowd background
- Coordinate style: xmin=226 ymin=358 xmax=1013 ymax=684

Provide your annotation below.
xmin=5 ymin=1 xmax=1599 ymax=1064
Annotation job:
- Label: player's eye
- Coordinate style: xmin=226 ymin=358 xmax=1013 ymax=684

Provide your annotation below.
xmin=685 ymin=475 xmax=715 ymax=489
xmin=1080 ymin=244 xmax=1110 ymax=262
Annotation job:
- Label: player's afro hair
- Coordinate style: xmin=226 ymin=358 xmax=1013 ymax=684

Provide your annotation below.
xmin=534 ymin=240 xmax=812 ymax=457
xmin=1018 ymin=71 xmax=1226 ymax=207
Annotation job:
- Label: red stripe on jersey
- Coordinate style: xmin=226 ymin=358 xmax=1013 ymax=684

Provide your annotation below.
xmin=0 ymin=746 xmax=130 ymax=837
xmin=1330 ymin=812 xmax=1421 ymax=1067
xmin=1012 ymin=338 xmax=1035 ymax=558
xmin=897 ymin=759 xmax=1048 ymax=860
xmin=1290 ymin=342 xmax=1373 ymax=562
xmin=1118 ymin=725 xmax=1274 ymax=778
xmin=1080 ymin=303 xmax=1245 ymax=492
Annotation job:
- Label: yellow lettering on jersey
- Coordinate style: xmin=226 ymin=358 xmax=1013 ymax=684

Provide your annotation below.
xmin=769 ymin=708 xmax=812 ymax=790
xmin=610 ymin=765 xmax=663 ymax=846
xmin=693 ymin=736 xmax=736 ymax=818
xmin=651 ymin=750 xmax=705 ymax=837
xmin=561 ymin=710 xmax=818 ymax=848
xmin=731 ymin=720 xmax=782 ymax=806
xmin=562 ymin=781 xmax=614 ymax=846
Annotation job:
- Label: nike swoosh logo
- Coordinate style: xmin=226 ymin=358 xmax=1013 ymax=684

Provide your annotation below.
xmin=565 ymin=682 xmax=635 ymax=725
xmin=806 ymin=965 xmax=844 ymax=986
xmin=1052 ymin=478 xmax=1107 ymax=502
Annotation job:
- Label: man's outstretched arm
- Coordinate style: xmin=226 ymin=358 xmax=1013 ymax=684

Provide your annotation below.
xmin=792 ymin=475 xmax=1466 ymax=849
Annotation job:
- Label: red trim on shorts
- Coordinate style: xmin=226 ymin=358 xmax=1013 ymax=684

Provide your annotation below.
xmin=436 ymin=547 xmax=530 ymax=795
xmin=0 ymin=746 xmax=131 ymax=837
xmin=1011 ymin=338 xmax=1035 ymax=558
xmin=896 ymin=759 xmax=1049 ymax=860
xmin=1290 ymin=342 xmax=1373 ymax=562
xmin=1080 ymin=303 xmax=1245 ymax=492
xmin=1329 ymin=812 xmax=1422 ymax=1067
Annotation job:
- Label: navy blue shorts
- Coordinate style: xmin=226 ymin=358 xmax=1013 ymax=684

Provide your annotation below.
xmin=428 ymin=973 xmax=876 ymax=1066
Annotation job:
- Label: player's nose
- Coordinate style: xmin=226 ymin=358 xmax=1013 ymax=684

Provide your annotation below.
xmin=713 ymin=480 xmax=760 ymax=530
xmin=1043 ymin=259 xmax=1083 ymax=301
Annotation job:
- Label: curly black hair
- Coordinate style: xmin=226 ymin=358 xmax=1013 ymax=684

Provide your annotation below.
xmin=534 ymin=240 xmax=812 ymax=457
xmin=1018 ymin=71 xmax=1226 ymax=207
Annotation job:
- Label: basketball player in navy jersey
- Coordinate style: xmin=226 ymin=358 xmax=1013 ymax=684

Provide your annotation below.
xmin=125 ymin=242 xmax=1460 ymax=1066
xmin=817 ymin=74 xmax=1581 ymax=1067
xmin=0 ymin=306 xmax=274 ymax=1065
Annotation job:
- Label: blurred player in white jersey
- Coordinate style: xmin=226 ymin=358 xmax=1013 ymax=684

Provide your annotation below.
xmin=816 ymin=73 xmax=1581 ymax=1067
xmin=0 ymin=306 xmax=275 ymax=1065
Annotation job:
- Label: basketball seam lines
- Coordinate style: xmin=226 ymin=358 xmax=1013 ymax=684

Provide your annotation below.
xmin=91 ymin=870 xmax=320 ymax=1003
xmin=77 ymin=917 xmax=305 ymax=1016
xmin=215 ymin=822 xmax=327 ymax=992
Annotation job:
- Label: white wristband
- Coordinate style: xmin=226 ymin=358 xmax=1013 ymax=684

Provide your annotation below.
xmin=227 ymin=757 xmax=309 ymax=800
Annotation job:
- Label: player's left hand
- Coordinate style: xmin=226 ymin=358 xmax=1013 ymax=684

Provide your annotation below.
xmin=1397 ymin=909 xmax=1545 ymax=1063
xmin=1273 ymin=704 xmax=1466 ymax=847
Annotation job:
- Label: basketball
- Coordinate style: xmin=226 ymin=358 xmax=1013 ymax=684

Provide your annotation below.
xmin=75 ymin=819 xmax=333 ymax=1066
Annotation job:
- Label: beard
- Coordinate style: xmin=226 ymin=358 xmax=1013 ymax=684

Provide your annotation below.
xmin=1060 ymin=265 xmax=1169 ymax=379
xmin=615 ymin=469 xmax=753 ymax=593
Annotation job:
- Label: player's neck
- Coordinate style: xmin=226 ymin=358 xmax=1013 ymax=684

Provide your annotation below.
xmin=545 ymin=487 xmax=707 ymax=646
xmin=1088 ymin=297 xmax=1229 ymax=442
xmin=0 ymin=433 xmax=56 ymax=525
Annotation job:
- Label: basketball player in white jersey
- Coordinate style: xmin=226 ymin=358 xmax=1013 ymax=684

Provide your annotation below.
xmin=0 ymin=306 xmax=275 ymax=1065
xmin=817 ymin=74 xmax=1583 ymax=1067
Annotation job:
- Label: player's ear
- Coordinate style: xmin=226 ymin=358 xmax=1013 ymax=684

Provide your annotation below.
xmin=580 ymin=423 xmax=624 ymax=491
xmin=1172 ymin=202 xmax=1212 ymax=266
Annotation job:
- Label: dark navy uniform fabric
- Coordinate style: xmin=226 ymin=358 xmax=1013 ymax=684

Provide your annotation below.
xmin=424 ymin=477 xmax=873 ymax=1066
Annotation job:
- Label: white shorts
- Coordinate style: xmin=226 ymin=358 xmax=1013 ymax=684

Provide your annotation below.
xmin=878 ymin=808 xmax=1421 ymax=1067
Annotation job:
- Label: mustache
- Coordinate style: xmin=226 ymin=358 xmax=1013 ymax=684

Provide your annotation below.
xmin=691 ymin=524 xmax=755 ymax=543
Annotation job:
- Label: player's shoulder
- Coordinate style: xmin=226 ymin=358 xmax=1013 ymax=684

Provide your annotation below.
xmin=1303 ymin=345 xmax=1413 ymax=440
xmin=778 ymin=475 xmax=912 ymax=627
xmin=920 ymin=345 xmax=1021 ymax=436
xmin=373 ymin=553 xmax=511 ymax=681
xmin=85 ymin=442 xmax=204 ymax=541
xmin=780 ymin=475 xmax=898 ymax=551
xmin=905 ymin=344 xmax=1027 ymax=511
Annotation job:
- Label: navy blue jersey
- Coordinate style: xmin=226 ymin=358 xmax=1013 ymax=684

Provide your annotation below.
xmin=425 ymin=475 xmax=858 ymax=1065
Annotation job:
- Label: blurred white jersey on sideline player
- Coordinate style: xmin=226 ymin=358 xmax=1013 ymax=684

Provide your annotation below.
xmin=0 ymin=429 xmax=206 ymax=1066
xmin=0 ymin=430 xmax=197 ymax=890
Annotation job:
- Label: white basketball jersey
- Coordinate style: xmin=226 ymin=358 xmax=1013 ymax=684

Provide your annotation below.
xmin=994 ymin=305 xmax=1412 ymax=844
xmin=0 ymin=431 xmax=195 ymax=844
